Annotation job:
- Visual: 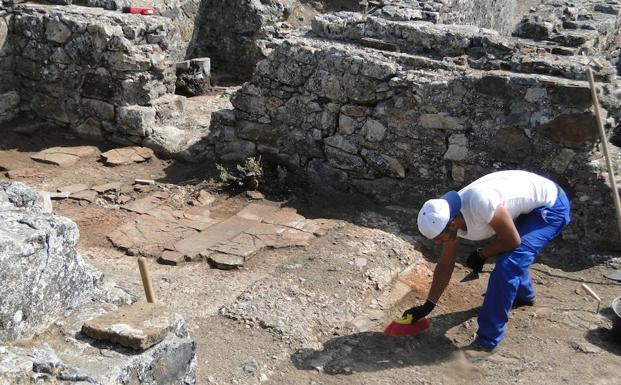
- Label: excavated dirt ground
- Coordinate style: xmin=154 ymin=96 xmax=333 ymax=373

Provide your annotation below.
xmin=1 ymin=88 xmax=621 ymax=385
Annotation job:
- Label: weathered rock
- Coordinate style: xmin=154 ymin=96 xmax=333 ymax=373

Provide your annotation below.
xmin=176 ymin=57 xmax=211 ymax=96
xmin=0 ymin=182 xmax=101 ymax=342
xmin=158 ymin=250 xmax=186 ymax=266
xmin=118 ymin=106 xmax=157 ymax=137
xmin=246 ymin=190 xmax=264 ymax=200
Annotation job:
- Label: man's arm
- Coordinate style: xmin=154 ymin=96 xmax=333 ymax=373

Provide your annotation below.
xmin=427 ymin=236 xmax=460 ymax=303
xmin=402 ymin=237 xmax=460 ymax=320
xmin=479 ymin=205 xmax=520 ymax=259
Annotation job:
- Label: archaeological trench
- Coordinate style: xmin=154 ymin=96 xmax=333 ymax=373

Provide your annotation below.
xmin=1 ymin=0 xmax=621 ymax=383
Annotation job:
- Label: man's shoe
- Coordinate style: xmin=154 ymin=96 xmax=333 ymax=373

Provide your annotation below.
xmin=463 ymin=340 xmax=498 ymax=361
xmin=512 ymin=297 xmax=535 ymax=309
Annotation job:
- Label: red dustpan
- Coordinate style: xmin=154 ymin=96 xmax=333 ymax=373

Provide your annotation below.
xmin=384 ymin=314 xmax=431 ymax=337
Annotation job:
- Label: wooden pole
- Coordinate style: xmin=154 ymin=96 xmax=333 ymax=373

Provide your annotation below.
xmin=586 ymin=68 xmax=621 ymax=235
xmin=137 ymin=257 xmax=156 ymax=303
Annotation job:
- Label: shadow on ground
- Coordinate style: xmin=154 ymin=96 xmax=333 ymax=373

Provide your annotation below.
xmin=291 ymin=308 xmax=478 ymax=374
xmin=584 ymin=306 xmax=621 ymax=356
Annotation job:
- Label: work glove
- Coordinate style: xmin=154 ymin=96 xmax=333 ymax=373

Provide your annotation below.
xmin=466 ymin=248 xmax=485 ymax=273
xmin=402 ymin=299 xmax=436 ymax=322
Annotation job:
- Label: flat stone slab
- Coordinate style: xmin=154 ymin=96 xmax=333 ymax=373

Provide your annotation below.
xmin=82 ymin=302 xmax=175 ymax=350
xmin=122 ymin=195 xmax=163 ymax=214
xmin=173 ymin=216 xmax=258 ymax=257
xmin=31 ymin=146 xmax=99 ymax=167
xmin=108 ymin=215 xmax=199 ymax=258
xmin=301 ymin=218 xmax=337 ymax=236
xmin=121 ymin=194 xmax=209 ymax=227
xmin=205 ymin=253 xmax=244 ymax=269
xmin=6 ymin=168 xmax=39 ymax=178
xmin=209 ymin=233 xmax=266 ymax=257
xmin=101 ymin=147 xmax=154 ymax=166
xmin=236 ymin=202 xmax=280 ymax=222
xmin=0 ymin=155 xmax=20 ymax=171
xmin=57 ymin=184 xmax=89 ymax=194
xmin=262 ymin=207 xmax=306 ymax=229
xmin=31 ymin=152 xmax=80 ymax=167
xmin=183 ymin=205 xmax=213 ymax=222
xmin=69 ymin=189 xmax=98 ymax=202
xmin=45 ymin=146 xmax=99 ymax=158
xmin=92 ymin=182 xmax=123 ymax=193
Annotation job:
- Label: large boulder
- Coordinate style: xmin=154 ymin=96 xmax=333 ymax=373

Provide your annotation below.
xmin=0 ymin=182 xmax=102 ymax=342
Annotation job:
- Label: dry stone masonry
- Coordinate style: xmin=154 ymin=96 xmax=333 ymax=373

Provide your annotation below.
xmin=0 ymin=4 xmax=190 ymax=144
xmin=213 ymin=0 xmax=621 ymax=251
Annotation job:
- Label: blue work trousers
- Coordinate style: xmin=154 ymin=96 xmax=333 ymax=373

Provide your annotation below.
xmin=476 ymin=187 xmax=571 ymax=349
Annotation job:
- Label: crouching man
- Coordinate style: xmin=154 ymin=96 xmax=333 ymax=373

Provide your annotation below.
xmin=404 ymin=170 xmax=571 ymax=351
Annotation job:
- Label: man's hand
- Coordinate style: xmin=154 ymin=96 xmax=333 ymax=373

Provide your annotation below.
xmin=466 ymin=249 xmax=485 ymax=273
xmin=402 ymin=299 xmax=436 ymax=321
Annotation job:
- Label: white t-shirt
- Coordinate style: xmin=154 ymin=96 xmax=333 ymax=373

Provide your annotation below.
xmin=457 ymin=170 xmax=558 ymax=241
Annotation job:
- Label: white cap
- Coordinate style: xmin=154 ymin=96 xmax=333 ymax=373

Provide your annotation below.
xmin=417 ymin=191 xmax=461 ymax=239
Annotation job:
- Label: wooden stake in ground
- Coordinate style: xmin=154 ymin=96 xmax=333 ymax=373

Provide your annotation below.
xmin=586 ymin=68 xmax=621 ymax=235
xmin=137 ymin=257 xmax=156 ymax=303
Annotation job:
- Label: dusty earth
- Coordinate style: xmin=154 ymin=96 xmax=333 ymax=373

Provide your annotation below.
xmin=1 ymin=87 xmax=621 ymax=385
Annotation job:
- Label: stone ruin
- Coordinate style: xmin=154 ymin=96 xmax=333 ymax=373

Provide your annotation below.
xmin=0 ymin=181 xmax=197 ymax=384
xmin=0 ymin=0 xmax=620 ymax=381
xmin=0 ymin=0 xmax=620 ymax=249
xmin=213 ymin=0 xmax=621 ymax=251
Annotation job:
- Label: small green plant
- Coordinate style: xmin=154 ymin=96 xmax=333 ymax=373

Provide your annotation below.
xmin=237 ymin=157 xmax=263 ymax=178
xmin=216 ymin=157 xmax=263 ymax=189
xmin=216 ymin=163 xmax=232 ymax=183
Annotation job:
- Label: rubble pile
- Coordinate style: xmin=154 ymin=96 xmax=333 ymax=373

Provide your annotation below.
xmin=213 ymin=0 xmax=621 ymax=250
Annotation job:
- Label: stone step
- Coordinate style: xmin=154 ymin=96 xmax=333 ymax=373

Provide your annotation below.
xmin=310 ymin=13 xmax=615 ymax=82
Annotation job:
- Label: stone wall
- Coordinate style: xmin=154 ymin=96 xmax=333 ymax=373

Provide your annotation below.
xmin=188 ymin=0 xmax=518 ymax=79
xmin=212 ymin=0 xmax=621 ymax=252
xmin=5 ymin=4 xmax=183 ymax=143
xmin=189 ymin=0 xmax=309 ymax=78
xmin=70 ymin=0 xmax=202 ymax=57
xmin=370 ymin=0 xmax=518 ymax=35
